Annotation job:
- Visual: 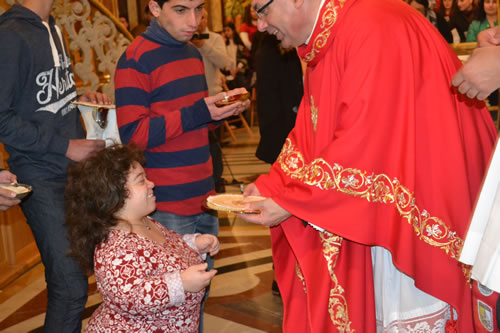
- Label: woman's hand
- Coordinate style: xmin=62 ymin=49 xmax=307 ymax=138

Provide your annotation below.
xmin=195 ymin=234 xmax=220 ymax=256
xmin=181 ymin=263 xmax=217 ymax=292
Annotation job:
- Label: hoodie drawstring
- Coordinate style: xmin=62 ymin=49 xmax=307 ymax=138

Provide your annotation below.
xmin=41 ymin=21 xmax=65 ymax=67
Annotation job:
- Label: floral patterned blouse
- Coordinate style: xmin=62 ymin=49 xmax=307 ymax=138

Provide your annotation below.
xmin=84 ymin=217 xmax=205 ymax=332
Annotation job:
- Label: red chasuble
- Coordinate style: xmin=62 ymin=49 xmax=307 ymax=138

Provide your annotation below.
xmin=255 ymin=0 xmax=497 ymax=331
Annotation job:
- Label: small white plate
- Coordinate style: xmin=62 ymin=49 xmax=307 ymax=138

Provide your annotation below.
xmin=0 ymin=183 xmax=32 ymax=199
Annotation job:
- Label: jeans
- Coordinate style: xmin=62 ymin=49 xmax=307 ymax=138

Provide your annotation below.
xmin=20 ymin=178 xmax=88 ymax=333
xmin=152 ymin=210 xmax=218 ymax=333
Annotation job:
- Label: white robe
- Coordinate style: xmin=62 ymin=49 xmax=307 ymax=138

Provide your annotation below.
xmin=460 ymin=139 xmax=500 ymax=293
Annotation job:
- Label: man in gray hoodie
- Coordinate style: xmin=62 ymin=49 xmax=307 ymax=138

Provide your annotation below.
xmin=0 ymin=0 xmax=109 ymax=331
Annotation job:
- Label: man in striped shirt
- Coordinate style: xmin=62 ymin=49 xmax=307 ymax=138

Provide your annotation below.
xmin=115 ymin=0 xmax=249 ymax=330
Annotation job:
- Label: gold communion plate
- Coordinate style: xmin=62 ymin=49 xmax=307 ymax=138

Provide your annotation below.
xmin=215 ymin=92 xmax=250 ymax=107
xmin=206 ymin=194 xmax=265 ymax=213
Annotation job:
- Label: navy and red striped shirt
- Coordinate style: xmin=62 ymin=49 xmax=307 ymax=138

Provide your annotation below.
xmin=115 ymin=23 xmax=215 ymax=216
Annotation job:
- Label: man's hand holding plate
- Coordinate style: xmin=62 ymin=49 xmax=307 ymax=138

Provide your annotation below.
xmin=205 ymin=88 xmax=250 ymax=121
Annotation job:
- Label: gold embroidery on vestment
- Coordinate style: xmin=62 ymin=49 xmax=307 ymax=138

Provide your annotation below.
xmin=277 ymin=138 xmax=465 ymax=261
xmin=320 ymin=232 xmax=354 ymax=332
xmin=310 ymin=96 xmax=318 ymax=131
xmin=304 ymin=0 xmax=339 ymax=63
xmin=295 ymin=263 xmax=307 ymax=293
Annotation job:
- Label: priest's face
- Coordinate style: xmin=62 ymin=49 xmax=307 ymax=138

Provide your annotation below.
xmin=252 ymin=0 xmax=310 ymax=48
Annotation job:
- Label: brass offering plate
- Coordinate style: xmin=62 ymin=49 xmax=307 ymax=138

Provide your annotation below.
xmin=215 ymin=92 xmax=250 ymax=107
xmin=206 ymin=194 xmax=265 ymax=213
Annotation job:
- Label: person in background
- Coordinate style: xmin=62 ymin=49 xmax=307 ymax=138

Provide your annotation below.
xmin=0 ymin=0 xmax=110 ymax=331
xmin=130 ymin=5 xmax=153 ymax=37
xmin=0 ymin=170 xmax=20 ymax=210
xmin=410 ymin=0 xmax=453 ymax=42
xmin=438 ymin=0 xmax=464 ymax=42
xmin=458 ymin=0 xmax=476 ymax=25
xmin=238 ymin=0 xmax=496 ymax=331
xmin=253 ymin=31 xmax=303 ymax=165
xmin=438 ymin=0 xmax=453 ymax=20
xmin=192 ymin=8 xmax=234 ymax=97
xmin=114 ymin=0 xmax=249 ymax=330
xmin=239 ymin=6 xmax=258 ymax=50
xmin=191 ymin=8 xmax=234 ymax=194
xmin=447 ymin=0 xmax=473 ymax=40
xmin=467 ymin=0 xmax=498 ymax=42
xmin=467 ymin=0 xmax=498 ymax=106
xmin=119 ymin=16 xmax=129 ymax=31
xmin=66 ymin=144 xmax=219 ymax=332
xmin=221 ymin=23 xmax=251 ymax=90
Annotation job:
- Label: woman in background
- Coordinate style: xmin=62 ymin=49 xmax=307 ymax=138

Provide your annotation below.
xmin=222 ymin=23 xmax=251 ymax=90
xmin=467 ymin=0 xmax=498 ymax=106
xmin=458 ymin=0 xmax=476 ymax=22
xmin=467 ymin=0 xmax=498 ymax=41
xmin=438 ymin=0 xmax=453 ymax=21
xmin=448 ymin=0 xmax=473 ymax=41
xmin=239 ymin=6 xmax=258 ymax=50
xmin=65 ymin=145 xmax=219 ymax=332
xmin=410 ymin=0 xmax=453 ymax=42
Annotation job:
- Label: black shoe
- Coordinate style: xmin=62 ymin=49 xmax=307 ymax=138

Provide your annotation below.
xmin=272 ymin=280 xmax=280 ymax=296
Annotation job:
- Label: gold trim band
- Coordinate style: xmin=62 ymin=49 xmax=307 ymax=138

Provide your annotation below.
xmin=278 ymin=138 xmax=464 ymax=260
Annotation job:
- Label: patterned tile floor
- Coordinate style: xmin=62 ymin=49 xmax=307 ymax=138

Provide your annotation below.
xmin=0 ymin=127 xmax=283 ymax=332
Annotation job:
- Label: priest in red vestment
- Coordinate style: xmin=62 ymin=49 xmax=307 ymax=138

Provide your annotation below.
xmin=239 ymin=0 xmax=497 ymax=331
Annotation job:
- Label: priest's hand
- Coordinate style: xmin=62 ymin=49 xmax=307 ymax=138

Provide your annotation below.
xmin=237 ymin=197 xmax=292 ymax=227
xmin=242 ymin=182 xmax=260 ymax=196
xmin=451 ymin=46 xmax=500 ymax=100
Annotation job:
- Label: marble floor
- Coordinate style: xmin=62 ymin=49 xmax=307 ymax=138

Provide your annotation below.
xmin=0 ymin=127 xmax=284 ymax=332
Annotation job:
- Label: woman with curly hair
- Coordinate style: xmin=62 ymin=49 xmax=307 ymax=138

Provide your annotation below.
xmin=65 ymin=144 xmax=219 ymax=332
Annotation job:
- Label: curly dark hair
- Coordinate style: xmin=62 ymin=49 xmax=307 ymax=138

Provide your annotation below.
xmin=65 ymin=144 xmax=145 ymax=275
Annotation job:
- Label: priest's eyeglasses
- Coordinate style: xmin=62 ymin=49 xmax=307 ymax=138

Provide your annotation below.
xmin=256 ymin=0 xmax=274 ymax=18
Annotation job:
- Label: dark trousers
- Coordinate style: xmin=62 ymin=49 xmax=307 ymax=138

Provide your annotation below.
xmin=21 ymin=178 xmax=88 ymax=333
xmin=209 ymin=129 xmax=224 ymax=187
